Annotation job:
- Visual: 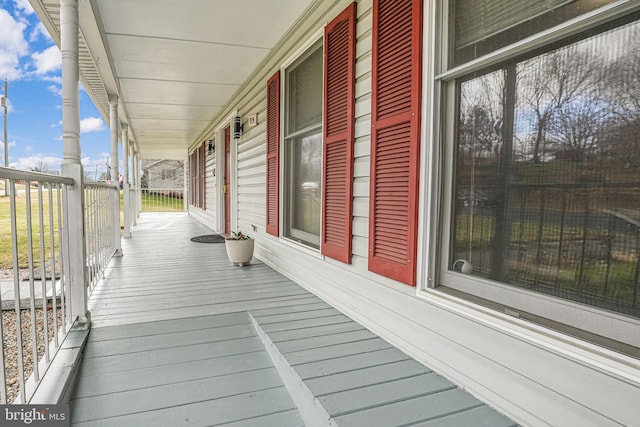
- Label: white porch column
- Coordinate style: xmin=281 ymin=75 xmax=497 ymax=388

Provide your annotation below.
xmin=122 ymin=124 xmax=131 ymax=238
xmin=60 ymin=0 xmax=89 ymax=325
xmin=109 ymin=96 xmax=122 ymax=256
xmin=136 ymin=150 xmax=142 ymax=217
xmin=183 ymin=155 xmax=188 ymax=212
xmin=132 ymin=147 xmax=138 ymax=226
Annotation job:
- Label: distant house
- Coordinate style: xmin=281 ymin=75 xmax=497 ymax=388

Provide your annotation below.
xmin=142 ymin=160 xmax=184 ymax=191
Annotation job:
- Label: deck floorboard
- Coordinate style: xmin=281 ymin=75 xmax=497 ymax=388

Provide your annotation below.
xmin=70 ymin=213 xmax=515 ymax=426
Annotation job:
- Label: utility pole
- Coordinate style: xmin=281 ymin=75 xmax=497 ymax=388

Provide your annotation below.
xmin=2 ymin=79 xmax=7 ymax=197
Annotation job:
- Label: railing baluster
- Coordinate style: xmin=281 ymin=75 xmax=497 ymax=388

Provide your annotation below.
xmin=10 ymin=180 xmax=26 ymax=403
xmin=49 ymin=185 xmax=59 ymax=348
xmin=61 ymin=185 xmax=70 ymax=332
xmin=25 ymin=181 xmax=40 ymax=384
xmin=38 ymin=184 xmax=50 ymax=363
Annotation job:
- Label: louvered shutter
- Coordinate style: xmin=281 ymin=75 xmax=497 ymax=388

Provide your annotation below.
xmin=322 ymin=3 xmax=356 ymax=264
xmin=190 ymin=152 xmax=196 ymax=206
xmin=200 ymin=143 xmax=206 ymax=210
xmin=369 ymin=0 xmax=422 ymax=286
xmin=266 ymin=71 xmax=281 ymax=236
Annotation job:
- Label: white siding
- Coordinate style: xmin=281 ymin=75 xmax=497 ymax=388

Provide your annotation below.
xmin=191 ymin=1 xmax=640 ymax=426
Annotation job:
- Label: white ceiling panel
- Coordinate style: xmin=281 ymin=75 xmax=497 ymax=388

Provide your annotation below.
xmin=31 ymin=0 xmax=315 ymax=159
xmin=97 ymin=0 xmax=313 ymax=49
xmin=126 ymin=104 xmax=223 ymax=121
xmin=107 ymin=34 xmax=269 ymax=84
xmin=119 ymin=79 xmax=239 ymax=106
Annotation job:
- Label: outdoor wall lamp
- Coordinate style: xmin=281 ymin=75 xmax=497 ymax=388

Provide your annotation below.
xmin=233 ymin=115 xmax=244 ymax=140
xmin=207 ymin=139 xmax=215 ymax=155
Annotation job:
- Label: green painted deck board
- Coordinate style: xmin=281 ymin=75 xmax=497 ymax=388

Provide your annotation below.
xmin=77 ymin=336 xmax=264 ymax=377
xmin=332 ymin=389 xmax=483 ymax=427
xmin=319 ymin=373 xmax=456 ymax=417
xmin=269 ymin=322 xmax=365 ymax=342
xmin=69 ymin=213 xmax=514 ymax=427
xmin=294 ymin=347 xmax=411 ymax=380
xmin=72 ymin=387 xmax=296 ymax=427
xmin=305 ymin=359 xmax=429 ymax=396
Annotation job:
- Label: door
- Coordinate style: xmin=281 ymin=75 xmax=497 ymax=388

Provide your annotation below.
xmin=224 ymin=126 xmax=231 ymax=234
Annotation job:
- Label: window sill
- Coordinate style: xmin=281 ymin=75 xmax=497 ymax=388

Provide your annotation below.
xmin=416 ymin=287 xmax=640 ymax=384
xmin=279 ymin=236 xmax=324 ymax=260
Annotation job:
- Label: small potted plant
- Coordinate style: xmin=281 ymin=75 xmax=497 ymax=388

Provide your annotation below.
xmin=224 ymin=231 xmax=254 ymax=266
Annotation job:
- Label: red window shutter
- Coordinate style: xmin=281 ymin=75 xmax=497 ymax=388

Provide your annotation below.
xmin=369 ymin=0 xmax=422 ymax=286
xmin=201 ymin=143 xmax=206 ymax=210
xmin=190 ymin=152 xmax=196 ymax=206
xmin=266 ymin=70 xmax=281 ymax=236
xmin=322 ymin=3 xmax=357 ymax=264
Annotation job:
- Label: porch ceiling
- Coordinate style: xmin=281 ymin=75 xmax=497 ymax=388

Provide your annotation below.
xmin=30 ymin=0 xmax=314 ymax=160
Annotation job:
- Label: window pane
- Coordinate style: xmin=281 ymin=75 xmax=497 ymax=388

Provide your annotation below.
xmin=285 ymin=131 xmax=322 ymax=247
xmin=283 ymin=41 xmax=323 ymax=248
xmin=286 ymin=42 xmax=323 ymax=134
xmin=450 ymin=0 xmax=615 ymax=67
xmin=451 ymin=20 xmax=640 ymax=318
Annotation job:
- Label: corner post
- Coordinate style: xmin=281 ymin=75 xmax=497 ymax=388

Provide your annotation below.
xmin=132 ymin=148 xmax=138 ymax=225
xmin=61 ymin=0 xmax=89 ymax=326
xmin=122 ymin=124 xmax=131 ymax=238
xmin=109 ymin=95 xmax=122 ymax=256
xmin=183 ymin=154 xmax=189 ymax=212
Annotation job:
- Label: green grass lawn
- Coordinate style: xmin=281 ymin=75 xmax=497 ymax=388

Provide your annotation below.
xmin=1 ymin=189 xmax=183 ymax=268
xmin=0 ymin=189 xmax=61 ymax=268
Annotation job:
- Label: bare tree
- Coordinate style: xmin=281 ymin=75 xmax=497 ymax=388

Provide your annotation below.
xmin=518 ymin=47 xmax=602 ymax=163
xmin=30 ymin=161 xmax=50 ymax=173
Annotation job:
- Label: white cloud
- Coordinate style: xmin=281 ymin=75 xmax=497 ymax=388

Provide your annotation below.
xmin=0 ymin=8 xmax=29 ymax=80
xmin=10 ymin=154 xmax=62 ymax=172
xmin=0 ymin=140 xmax=17 ymax=149
xmin=32 ymin=45 xmax=61 ymax=75
xmin=29 ymin=21 xmax=50 ymax=43
xmin=80 ymin=117 xmax=105 ymax=134
xmin=13 ymin=0 xmax=35 ymax=15
xmin=24 ymin=145 xmax=32 ymax=153
xmin=47 ymin=85 xmax=62 ymax=96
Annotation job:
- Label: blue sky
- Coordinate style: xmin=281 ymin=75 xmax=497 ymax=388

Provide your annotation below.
xmin=0 ymin=0 xmax=116 ymax=178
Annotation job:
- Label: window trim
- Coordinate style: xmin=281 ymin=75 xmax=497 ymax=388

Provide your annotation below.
xmin=279 ymin=32 xmax=324 ymax=252
xmin=421 ymin=0 xmax=640 ymax=350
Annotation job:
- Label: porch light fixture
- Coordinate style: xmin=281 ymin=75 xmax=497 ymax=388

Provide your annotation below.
xmin=207 ymin=139 xmax=215 ymax=155
xmin=233 ymin=115 xmax=243 ymax=140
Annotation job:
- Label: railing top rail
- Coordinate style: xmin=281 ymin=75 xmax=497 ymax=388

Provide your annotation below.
xmin=0 ymin=166 xmax=74 ymax=185
xmin=84 ymin=181 xmax=119 ymax=190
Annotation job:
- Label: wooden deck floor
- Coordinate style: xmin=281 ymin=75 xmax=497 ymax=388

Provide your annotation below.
xmin=70 ymin=213 xmax=515 ymax=426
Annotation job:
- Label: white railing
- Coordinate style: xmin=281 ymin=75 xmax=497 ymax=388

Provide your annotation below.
xmin=0 ymin=167 xmax=74 ymax=404
xmin=84 ymin=182 xmax=119 ymax=293
xmin=142 ymin=188 xmax=184 ymax=212
xmin=0 ymin=167 xmax=121 ymax=404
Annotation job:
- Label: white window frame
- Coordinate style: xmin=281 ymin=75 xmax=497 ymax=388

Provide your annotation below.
xmin=420 ymin=0 xmax=640 ymax=350
xmin=279 ymin=30 xmax=325 ymax=252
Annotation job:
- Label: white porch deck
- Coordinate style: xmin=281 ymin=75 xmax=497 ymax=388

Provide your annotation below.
xmin=70 ymin=213 xmax=515 ymax=426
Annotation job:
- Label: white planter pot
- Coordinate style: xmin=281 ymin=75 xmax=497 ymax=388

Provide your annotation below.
xmin=224 ymin=238 xmax=254 ymax=266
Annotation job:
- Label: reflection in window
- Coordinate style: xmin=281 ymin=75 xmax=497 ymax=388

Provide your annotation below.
xmin=283 ymin=41 xmax=323 ymax=248
xmin=450 ymin=0 xmax=615 ymax=67
xmin=451 ymin=20 xmax=640 ymax=318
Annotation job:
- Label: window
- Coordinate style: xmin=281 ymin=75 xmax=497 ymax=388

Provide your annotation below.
xmin=440 ymin=2 xmax=640 ymax=350
xmin=189 ymin=143 xmax=206 ymax=209
xmin=283 ymin=40 xmax=323 ymax=248
xmin=266 ymin=4 xmax=356 ymax=261
xmin=451 ymin=0 xmax=614 ymax=66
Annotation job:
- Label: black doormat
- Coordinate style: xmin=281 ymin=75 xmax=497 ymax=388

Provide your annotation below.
xmin=190 ymin=234 xmax=226 ymax=243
